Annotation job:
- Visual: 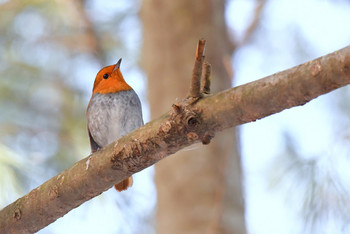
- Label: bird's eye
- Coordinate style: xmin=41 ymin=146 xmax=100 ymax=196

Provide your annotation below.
xmin=103 ymin=73 xmax=109 ymax=79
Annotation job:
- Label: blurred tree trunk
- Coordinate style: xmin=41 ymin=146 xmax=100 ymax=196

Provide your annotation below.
xmin=141 ymin=1 xmax=246 ymax=233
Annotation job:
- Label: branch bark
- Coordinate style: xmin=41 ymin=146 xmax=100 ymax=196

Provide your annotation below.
xmin=1 ymin=45 xmax=350 ymax=233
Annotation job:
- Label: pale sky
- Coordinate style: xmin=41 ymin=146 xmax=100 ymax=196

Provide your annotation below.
xmin=228 ymin=0 xmax=350 ymax=233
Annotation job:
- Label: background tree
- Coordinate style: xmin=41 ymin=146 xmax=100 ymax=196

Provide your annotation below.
xmin=141 ymin=0 xmax=247 ymax=233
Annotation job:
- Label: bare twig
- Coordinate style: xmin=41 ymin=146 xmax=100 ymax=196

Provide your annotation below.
xmin=189 ymin=39 xmax=206 ymax=98
xmin=201 ymin=62 xmax=211 ymax=94
xmin=1 ymin=45 xmax=350 ymax=233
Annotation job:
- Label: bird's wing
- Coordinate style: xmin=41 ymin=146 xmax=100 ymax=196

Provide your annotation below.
xmin=88 ymin=128 xmax=101 ymax=153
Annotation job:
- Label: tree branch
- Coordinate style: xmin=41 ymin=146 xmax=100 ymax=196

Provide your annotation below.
xmin=1 ymin=44 xmax=350 ymax=233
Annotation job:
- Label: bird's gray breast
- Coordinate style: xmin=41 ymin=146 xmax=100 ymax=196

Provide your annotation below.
xmin=87 ymin=90 xmax=143 ymax=147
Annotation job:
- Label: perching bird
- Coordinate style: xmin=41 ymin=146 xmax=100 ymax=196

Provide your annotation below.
xmin=87 ymin=58 xmax=143 ymax=191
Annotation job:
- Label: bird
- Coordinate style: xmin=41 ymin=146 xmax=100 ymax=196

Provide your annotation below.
xmin=86 ymin=58 xmax=143 ymax=191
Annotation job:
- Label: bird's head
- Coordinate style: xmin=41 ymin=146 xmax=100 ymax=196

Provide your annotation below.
xmin=92 ymin=58 xmax=131 ymax=95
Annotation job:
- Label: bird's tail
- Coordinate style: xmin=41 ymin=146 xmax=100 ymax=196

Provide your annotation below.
xmin=114 ymin=176 xmax=133 ymax=192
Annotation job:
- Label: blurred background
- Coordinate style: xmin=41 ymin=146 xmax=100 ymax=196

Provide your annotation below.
xmin=1 ymin=0 xmax=350 ymax=233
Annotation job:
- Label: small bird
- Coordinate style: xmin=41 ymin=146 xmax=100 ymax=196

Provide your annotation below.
xmin=87 ymin=58 xmax=143 ymax=191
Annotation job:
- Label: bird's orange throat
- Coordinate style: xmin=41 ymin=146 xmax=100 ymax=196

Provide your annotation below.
xmin=92 ymin=67 xmax=132 ymax=95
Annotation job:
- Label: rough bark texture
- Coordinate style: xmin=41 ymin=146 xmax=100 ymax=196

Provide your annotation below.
xmin=140 ymin=1 xmax=245 ymax=233
xmin=0 ymin=45 xmax=349 ymax=233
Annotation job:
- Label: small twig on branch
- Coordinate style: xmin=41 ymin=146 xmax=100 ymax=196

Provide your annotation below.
xmin=189 ymin=39 xmax=206 ymax=98
xmin=201 ymin=62 xmax=211 ymax=94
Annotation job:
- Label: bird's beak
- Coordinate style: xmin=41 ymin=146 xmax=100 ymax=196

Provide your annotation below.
xmin=112 ymin=58 xmax=122 ymax=73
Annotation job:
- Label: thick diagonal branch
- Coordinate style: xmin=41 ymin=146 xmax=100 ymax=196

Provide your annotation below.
xmin=1 ymin=46 xmax=350 ymax=233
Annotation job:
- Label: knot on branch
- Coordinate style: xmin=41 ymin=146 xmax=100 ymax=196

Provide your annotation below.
xmin=201 ymin=132 xmax=214 ymax=145
xmin=13 ymin=208 xmax=21 ymax=220
xmin=186 ymin=116 xmax=199 ymax=128
xmin=161 ymin=121 xmax=172 ymax=133
xmin=186 ymin=132 xmax=199 ymax=141
xmin=172 ymin=104 xmax=182 ymax=115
